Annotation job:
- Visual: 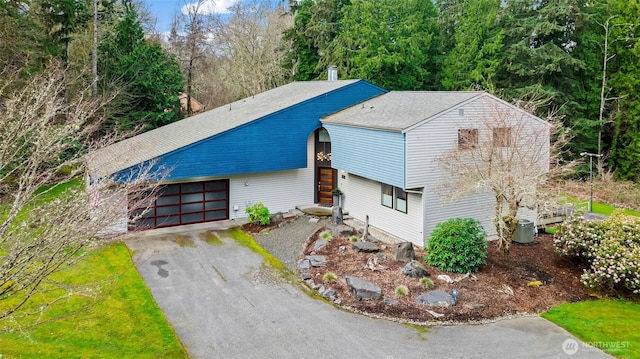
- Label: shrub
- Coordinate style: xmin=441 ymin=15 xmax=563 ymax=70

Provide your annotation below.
xmin=425 ymin=218 xmax=488 ymax=273
xmin=323 ymin=272 xmax=337 ymax=283
xmin=554 ymin=210 xmax=640 ymax=294
xmin=419 ymin=277 xmax=434 ymax=289
xmin=319 ymin=231 xmax=333 ymax=241
xmin=395 ymin=285 xmax=409 ymax=297
xmin=349 ymin=236 xmax=359 ymax=242
xmin=245 ymin=201 xmax=271 ymax=226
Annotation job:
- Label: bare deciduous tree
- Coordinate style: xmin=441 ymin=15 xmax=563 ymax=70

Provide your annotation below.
xmin=436 ymin=95 xmax=570 ymax=255
xmin=0 ymin=65 xmax=163 ymax=330
xmin=169 ymin=0 xmax=216 ymax=115
xmin=212 ymin=1 xmax=292 ymax=98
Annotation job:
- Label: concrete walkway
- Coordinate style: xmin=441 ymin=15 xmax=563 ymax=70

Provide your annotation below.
xmin=126 ymin=221 xmax=611 ymax=359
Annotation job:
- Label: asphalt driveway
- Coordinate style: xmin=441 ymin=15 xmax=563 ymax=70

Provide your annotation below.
xmin=126 ymin=222 xmax=611 ymax=359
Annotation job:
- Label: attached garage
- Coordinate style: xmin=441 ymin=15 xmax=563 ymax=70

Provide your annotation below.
xmin=87 ymin=80 xmax=386 ymax=235
xmin=131 ymin=180 xmax=229 ymax=229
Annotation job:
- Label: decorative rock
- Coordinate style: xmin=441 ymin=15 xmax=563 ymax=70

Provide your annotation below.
xmin=305 ymin=255 xmax=326 ymax=267
xmin=322 ymin=289 xmax=336 ymax=299
xmin=318 ymin=285 xmax=326 ymax=293
xmin=415 ymin=290 xmax=456 ymax=308
xmin=312 ymin=283 xmax=323 ymax=290
xmin=345 ymin=276 xmax=382 ymax=301
xmin=436 ymin=274 xmax=454 ymax=284
xmin=305 ymin=279 xmax=314 ymax=287
xmin=338 ymin=246 xmax=347 ymax=253
xmin=393 ymin=242 xmax=415 ymax=262
xmin=376 ymin=252 xmax=387 ymax=260
xmin=401 ymin=260 xmax=429 ymax=278
xmin=297 ymin=259 xmax=311 ymax=270
xmin=331 ymin=206 xmax=343 ymax=224
xmin=309 ymin=217 xmax=320 ymax=224
xmin=325 ymin=223 xmax=355 ymax=237
xmin=333 ymin=298 xmax=342 ymax=305
xmin=270 ymin=211 xmax=284 ymax=223
xmin=352 ymin=241 xmax=380 ymax=253
xmin=314 ymin=240 xmax=328 ymax=251
xmin=384 ymin=298 xmax=398 ymax=305
xmin=358 ymin=229 xmax=381 ymax=243
xmin=300 ymin=273 xmax=312 ymax=280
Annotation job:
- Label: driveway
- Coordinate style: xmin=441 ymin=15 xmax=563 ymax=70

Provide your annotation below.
xmin=126 ymin=223 xmax=611 ymax=359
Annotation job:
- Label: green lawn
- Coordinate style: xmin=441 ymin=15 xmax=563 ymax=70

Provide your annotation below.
xmin=543 ymin=299 xmax=640 ymax=358
xmin=0 ymin=241 xmax=187 ymax=359
xmin=559 ymin=195 xmax=640 ymax=217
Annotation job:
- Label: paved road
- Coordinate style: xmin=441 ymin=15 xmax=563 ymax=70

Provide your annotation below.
xmin=126 ymin=224 xmax=611 ymax=359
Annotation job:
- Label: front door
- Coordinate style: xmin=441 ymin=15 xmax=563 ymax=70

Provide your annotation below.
xmin=317 ymin=167 xmax=336 ymax=205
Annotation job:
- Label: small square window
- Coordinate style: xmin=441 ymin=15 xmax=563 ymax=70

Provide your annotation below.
xmin=493 ymin=127 xmax=511 ymax=147
xmin=458 ymin=128 xmax=478 ymax=149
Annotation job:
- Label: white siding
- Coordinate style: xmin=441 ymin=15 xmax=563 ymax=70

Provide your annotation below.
xmin=228 ymin=133 xmax=315 ymax=219
xmin=341 ymin=173 xmax=424 ymax=246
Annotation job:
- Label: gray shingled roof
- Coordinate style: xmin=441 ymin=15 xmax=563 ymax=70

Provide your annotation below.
xmin=88 ymin=80 xmax=361 ymax=177
xmin=322 ymin=91 xmax=483 ymax=131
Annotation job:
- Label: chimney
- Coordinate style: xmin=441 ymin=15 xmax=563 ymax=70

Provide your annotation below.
xmin=328 ymin=66 xmax=338 ymax=81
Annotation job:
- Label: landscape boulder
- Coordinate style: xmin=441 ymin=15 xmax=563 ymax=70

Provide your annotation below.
xmin=401 ymin=260 xmax=429 ymax=278
xmin=305 ymin=255 xmax=326 ymax=267
xmin=352 ymin=241 xmax=380 ymax=253
xmin=314 ymin=239 xmax=328 ymax=251
xmin=392 ymin=242 xmax=415 ymax=261
xmin=345 ymin=276 xmax=382 ymax=301
xmin=415 ymin=290 xmax=456 ymax=308
xmin=325 ymin=223 xmax=354 ymax=237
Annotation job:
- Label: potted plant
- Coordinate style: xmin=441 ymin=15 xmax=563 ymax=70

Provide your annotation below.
xmin=331 ymin=187 xmax=343 ymax=207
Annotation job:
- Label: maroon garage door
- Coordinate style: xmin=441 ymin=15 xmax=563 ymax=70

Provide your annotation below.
xmin=131 ymin=180 xmax=229 ymax=229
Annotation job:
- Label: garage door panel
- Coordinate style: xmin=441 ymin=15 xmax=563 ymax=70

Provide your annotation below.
xmin=157 ymin=205 xmax=180 ymax=215
xmin=157 ymin=195 xmax=180 ymax=206
xmin=182 ymin=213 xmax=204 ymax=223
xmin=130 ymin=179 xmax=229 ymax=229
xmin=205 ymin=210 xmax=226 ymax=220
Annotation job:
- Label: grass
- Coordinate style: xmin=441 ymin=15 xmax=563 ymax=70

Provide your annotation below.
xmin=0 ymin=242 xmax=187 ymax=358
xmin=542 ymin=299 xmax=640 ymax=358
xmin=559 ymin=194 xmax=640 ymax=217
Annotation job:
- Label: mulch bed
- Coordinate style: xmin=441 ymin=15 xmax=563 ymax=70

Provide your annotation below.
xmin=301 ymin=229 xmax=592 ymax=323
xmin=243 ymin=219 xmax=593 ymax=323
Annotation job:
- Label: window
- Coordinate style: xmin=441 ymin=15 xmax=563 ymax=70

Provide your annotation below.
xmin=493 ymin=127 xmax=511 ymax=147
xmin=458 ymin=128 xmax=478 ymax=149
xmin=381 ymin=184 xmax=393 ymax=208
xmin=381 ymin=183 xmax=408 ymax=213
xmin=395 ymin=188 xmax=407 ymax=213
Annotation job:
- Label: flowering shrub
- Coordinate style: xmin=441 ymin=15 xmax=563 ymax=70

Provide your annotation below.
xmin=554 ymin=210 xmax=640 ymax=294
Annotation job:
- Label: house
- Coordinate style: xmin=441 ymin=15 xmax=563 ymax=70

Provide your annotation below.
xmin=322 ymin=91 xmax=550 ymax=246
xmin=87 ymin=79 xmax=386 ymax=233
xmin=88 ymin=81 xmax=549 ymax=247
xmin=179 ymin=92 xmax=205 ymax=114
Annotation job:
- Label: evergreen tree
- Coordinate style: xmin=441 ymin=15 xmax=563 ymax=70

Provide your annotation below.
xmin=323 ymin=0 xmax=440 ymax=90
xmin=439 ymin=0 xmax=504 ymax=91
xmin=98 ymin=0 xmax=184 ymax=134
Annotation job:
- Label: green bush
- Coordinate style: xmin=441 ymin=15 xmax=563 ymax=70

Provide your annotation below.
xmin=245 ymin=201 xmax=271 ymax=226
xmin=554 ymin=210 xmax=640 ymax=294
xmin=425 ymin=218 xmax=488 ymax=273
